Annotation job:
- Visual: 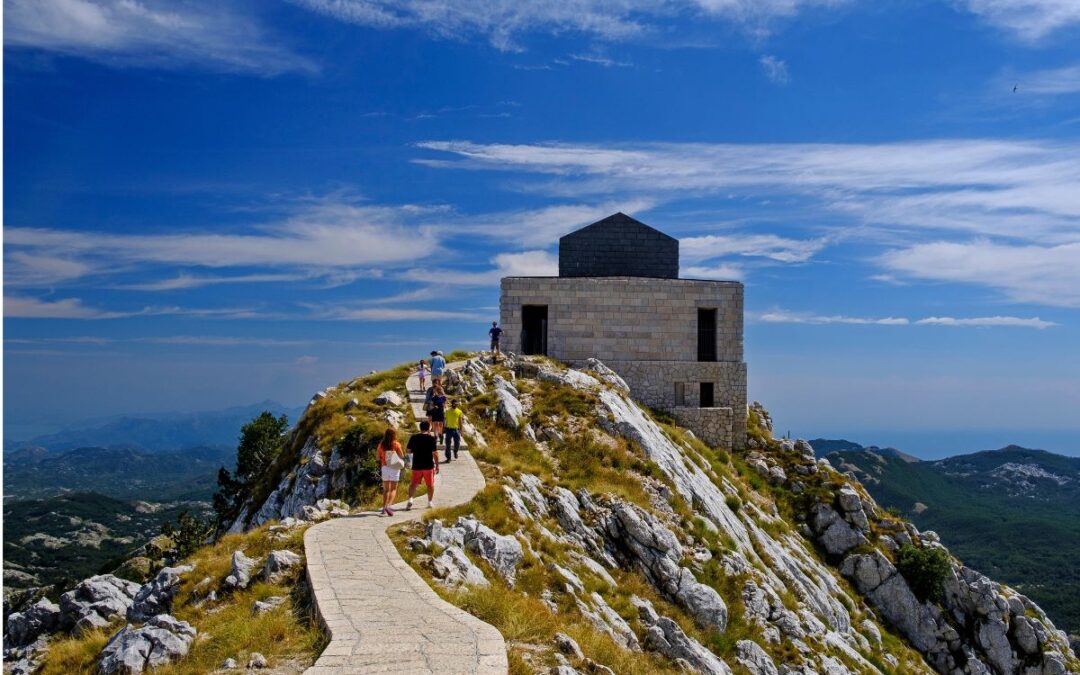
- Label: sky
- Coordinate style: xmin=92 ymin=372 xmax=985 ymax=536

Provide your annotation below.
xmin=3 ymin=0 xmax=1080 ymax=457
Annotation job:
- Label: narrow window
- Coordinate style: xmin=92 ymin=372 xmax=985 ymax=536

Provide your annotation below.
xmin=700 ymin=382 xmax=715 ymax=408
xmin=674 ymin=382 xmax=685 ymax=406
xmin=697 ymin=308 xmax=717 ymax=362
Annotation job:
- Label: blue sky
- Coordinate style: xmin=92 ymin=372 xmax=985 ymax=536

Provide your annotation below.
xmin=3 ymin=0 xmax=1080 ymax=456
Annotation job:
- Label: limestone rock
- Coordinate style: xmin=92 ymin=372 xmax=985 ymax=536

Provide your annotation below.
xmin=425 ymin=519 xmax=465 ymax=548
xmin=427 ymin=546 xmax=489 ymax=587
xmin=262 ymin=550 xmax=302 ymax=583
xmin=374 ymin=390 xmax=404 ymax=406
xmin=554 ymin=632 xmax=584 ymax=660
xmin=60 ymin=574 xmax=141 ymax=634
xmin=538 ymin=367 xmax=600 ymax=391
xmin=224 ymin=551 xmax=257 ymax=590
xmin=5 ymin=598 xmax=61 ymax=647
xmin=735 ymin=640 xmax=779 ymax=675
xmin=582 ymin=358 xmax=630 ymax=392
xmin=460 ymin=517 xmax=524 ymax=584
xmin=98 ymin=614 xmax=196 ymax=674
xmin=633 ymin=596 xmax=731 ymax=674
xmin=127 ymin=565 xmax=194 ymax=623
xmin=495 ymin=388 xmax=523 ymax=429
xmin=518 ymin=474 xmax=550 ymax=516
xmin=248 ymin=652 xmax=268 ymax=668
xmin=252 ymin=596 xmax=287 ymax=615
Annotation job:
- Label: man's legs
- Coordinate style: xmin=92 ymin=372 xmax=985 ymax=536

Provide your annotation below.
xmin=447 ymin=428 xmax=461 ymax=458
xmin=425 ymin=470 xmax=435 ymax=505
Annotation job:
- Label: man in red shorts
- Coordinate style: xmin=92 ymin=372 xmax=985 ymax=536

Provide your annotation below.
xmin=405 ymin=420 xmax=439 ymax=510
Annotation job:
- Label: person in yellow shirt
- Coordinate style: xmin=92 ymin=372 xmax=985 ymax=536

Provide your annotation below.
xmin=443 ymin=399 xmax=465 ymax=461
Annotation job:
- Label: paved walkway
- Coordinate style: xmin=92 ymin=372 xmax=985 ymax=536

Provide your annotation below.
xmin=303 ymin=362 xmax=508 ymax=674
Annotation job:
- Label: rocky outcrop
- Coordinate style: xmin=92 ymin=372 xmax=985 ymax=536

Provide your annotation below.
xmin=127 ymin=565 xmax=194 ymax=623
xmin=633 ymin=596 xmax=731 ymax=674
xmin=495 ymin=388 xmax=523 ymax=429
xmin=224 ymin=551 xmax=258 ymax=590
xmin=459 ymin=518 xmax=524 ymax=585
xmin=262 ymin=550 xmax=302 ymax=583
xmin=59 ymin=574 xmax=141 ymax=633
xmin=373 ymin=390 xmax=404 ymax=406
xmin=4 ymin=597 xmax=60 ymax=648
xmin=424 ymin=547 xmax=489 ymax=587
xmin=98 ymin=614 xmax=196 ymax=674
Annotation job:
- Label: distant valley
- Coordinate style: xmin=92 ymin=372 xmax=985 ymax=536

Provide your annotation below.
xmin=815 ymin=439 xmax=1080 ymax=635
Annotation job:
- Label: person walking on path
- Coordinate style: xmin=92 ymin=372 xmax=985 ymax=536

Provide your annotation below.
xmin=443 ymin=399 xmax=465 ymax=461
xmin=405 ymin=421 xmax=439 ymax=510
xmin=417 ymin=359 xmax=428 ymax=393
xmin=488 ymin=321 xmax=502 ymax=358
xmin=430 ymin=350 xmax=446 ymax=384
xmin=428 ymin=383 xmax=448 ymax=451
xmin=377 ymin=427 xmax=405 ymax=516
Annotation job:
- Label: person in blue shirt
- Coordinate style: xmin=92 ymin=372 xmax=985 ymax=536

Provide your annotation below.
xmin=430 ymin=351 xmax=446 ymax=383
xmin=488 ymin=321 xmax=503 ymax=357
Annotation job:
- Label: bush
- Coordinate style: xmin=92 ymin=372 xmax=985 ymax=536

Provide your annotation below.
xmin=896 ymin=544 xmax=951 ymax=602
xmin=725 ymin=495 xmax=742 ymax=513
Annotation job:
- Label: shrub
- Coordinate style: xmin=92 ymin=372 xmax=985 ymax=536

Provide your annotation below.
xmin=725 ymin=495 xmax=742 ymax=513
xmin=896 ymin=544 xmax=951 ymax=602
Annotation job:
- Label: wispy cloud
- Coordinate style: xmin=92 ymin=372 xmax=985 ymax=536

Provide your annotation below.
xmin=915 ymin=315 xmax=1057 ymax=328
xmin=961 ymin=0 xmax=1080 ymax=41
xmin=756 ymin=308 xmax=1056 ymax=328
xmin=115 ymin=272 xmax=313 ymax=291
xmin=683 ymin=264 xmax=744 ymax=280
xmin=404 ymin=250 xmax=557 ymax=286
xmin=4 ymin=0 xmax=315 ymax=74
xmin=1018 ymin=62 xmax=1080 ymax=95
xmin=756 ymin=309 xmax=910 ymax=325
xmin=759 ymin=54 xmax=790 ymax=84
xmin=682 ymin=233 xmax=825 ymax=263
xmin=3 ymin=296 xmax=269 ymax=320
xmin=311 ymin=306 xmax=489 ymax=321
xmin=570 ymin=53 xmax=632 ymax=68
xmin=292 ymin=0 xmax=848 ymax=51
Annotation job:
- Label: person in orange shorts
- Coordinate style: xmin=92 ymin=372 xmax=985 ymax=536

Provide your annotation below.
xmin=405 ymin=420 xmax=439 ymax=509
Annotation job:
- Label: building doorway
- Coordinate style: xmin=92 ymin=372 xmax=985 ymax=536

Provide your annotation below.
xmin=522 ymin=305 xmax=548 ymax=355
xmin=700 ymin=382 xmax=715 ymax=408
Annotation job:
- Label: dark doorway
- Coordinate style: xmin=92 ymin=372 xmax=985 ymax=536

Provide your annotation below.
xmin=521 ymin=305 xmax=548 ymax=355
xmin=697 ymin=308 xmax=717 ymax=362
xmin=699 ymin=382 xmax=715 ymax=408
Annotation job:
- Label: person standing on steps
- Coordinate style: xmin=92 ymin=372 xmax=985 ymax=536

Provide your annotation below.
xmin=417 ymin=359 xmax=428 ymax=394
xmin=377 ymin=427 xmax=405 ymax=516
xmin=443 ymin=399 xmax=464 ymax=461
xmin=430 ymin=350 xmax=446 ymax=385
xmin=428 ymin=382 xmax=448 ymax=452
xmin=488 ymin=321 xmax=502 ymax=359
xmin=405 ymin=421 xmax=439 ymax=510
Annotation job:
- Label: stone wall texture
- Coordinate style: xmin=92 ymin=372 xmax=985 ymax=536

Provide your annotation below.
xmin=500 ymin=276 xmax=747 ymax=449
xmin=673 ymin=407 xmax=734 ymax=449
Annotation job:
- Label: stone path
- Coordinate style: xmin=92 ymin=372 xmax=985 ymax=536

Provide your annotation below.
xmin=303 ymin=362 xmax=507 ymax=674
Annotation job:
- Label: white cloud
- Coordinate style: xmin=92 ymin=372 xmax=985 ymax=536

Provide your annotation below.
xmin=683 ymin=264 xmax=744 ymax=280
xmin=682 ymin=233 xmax=825 ymax=263
xmin=4 ymin=252 xmax=95 ymax=287
xmin=961 ymin=0 xmax=1080 ymax=41
xmin=6 ymin=202 xmax=439 ymax=284
xmin=755 ymin=309 xmax=910 ymax=325
xmin=292 ymin=0 xmax=847 ymax=51
xmin=1019 ymin=62 xmax=1080 ymax=95
xmin=115 ymin=272 xmax=312 ymax=291
xmin=916 ymin=315 xmax=1057 ymax=328
xmin=879 ymin=240 xmax=1080 ymax=307
xmin=4 ymin=0 xmax=315 ymax=74
xmin=449 ymin=199 xmax=658 ymax=248
xmin=2 ymin=296 xmax=271 ymax=320
xmin=314 ymin=307 xmax=488 ymax=321
xmin=759 ymin=54 xmax=790 ymax=84
xmin=570 ymin=53 xmax=632 ymax=68
xmin=405 ymin=250 xmax=557 ymax=286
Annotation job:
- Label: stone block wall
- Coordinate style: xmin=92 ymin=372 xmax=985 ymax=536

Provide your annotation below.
xmin=500 ymin=276 xmax=747 ymax=449
xmin=673 ymin=407 xmax=735 ymax=450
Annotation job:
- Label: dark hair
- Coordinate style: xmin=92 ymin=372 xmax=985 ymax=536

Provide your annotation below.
xmin=430 ymin=351 xmax=437 ymax=356
xmin=451 ymin=399 xmax=458 ymax=406
xmin=419 ymin=421 xmax=431 ymax=431
xmin=379 ymin=427 xmax=397 ymax=450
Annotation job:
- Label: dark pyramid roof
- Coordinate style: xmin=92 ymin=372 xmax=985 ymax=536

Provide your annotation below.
xmin=561 ymin=212 xmax=678 ymax=244
xmin=558 ymin=212 xmax=679 ymax=278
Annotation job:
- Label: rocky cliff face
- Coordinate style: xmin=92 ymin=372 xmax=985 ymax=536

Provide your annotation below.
xmin=390 ymin=355 xmax=1078 ymax=675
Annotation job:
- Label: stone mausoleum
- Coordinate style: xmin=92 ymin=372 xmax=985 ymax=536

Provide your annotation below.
xmin=499 ymin=213 xmax=747 ymax=450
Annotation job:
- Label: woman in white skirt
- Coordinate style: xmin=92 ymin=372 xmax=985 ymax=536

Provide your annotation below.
xmin=378 ymin=427 xmax=405 ymax=516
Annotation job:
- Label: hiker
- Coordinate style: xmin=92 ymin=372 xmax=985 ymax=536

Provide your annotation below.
xmin=428 ymin=382 xmax=448 ymax=451
xmin=443 ymin=399 xmax=464 ymax=461
xmin=488 ymin=321 xmax=502 ymax=356
xmin=405 ymin=421 xmax=439 ymax=510
xmin=377 ymin=427 xmax=405 ymax=516
xmin=430 ymin=350 xmax=446 ymax=382
xmin=417 ymin=359 xmax=428 ymax=392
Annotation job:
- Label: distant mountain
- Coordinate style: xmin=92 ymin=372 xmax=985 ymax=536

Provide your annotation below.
xmin=3 ymin=445 xmax=234 ymax=501
xmin=818 ymin=439 xmax=1080 ymax=633
xmin=3 ymin=492 xmax=211 ymax=598
xmin=4 ymin=400 xmax=303 ymax=453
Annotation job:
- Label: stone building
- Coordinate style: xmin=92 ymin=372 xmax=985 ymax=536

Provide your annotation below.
xmin=499 ymin=212 xmax=747 ymax=449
